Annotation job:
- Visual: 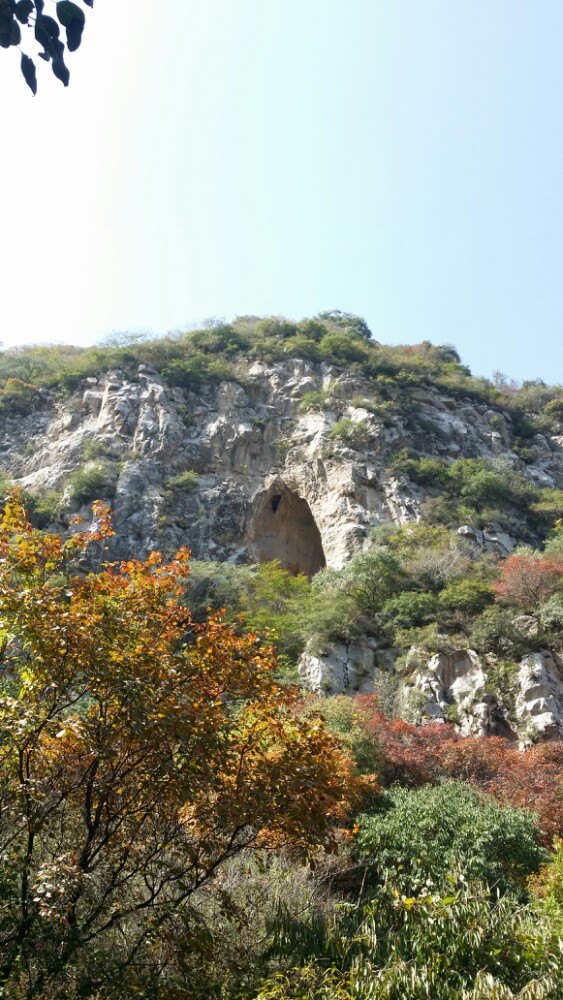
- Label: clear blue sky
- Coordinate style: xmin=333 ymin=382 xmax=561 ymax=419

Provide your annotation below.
xmin=1 ymin=1 xmax=562 ymax=382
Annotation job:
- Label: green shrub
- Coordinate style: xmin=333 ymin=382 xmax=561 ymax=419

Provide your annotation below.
xmin=274 ymin=440 xmax=291 ymax=463
xmin=531 ymin=488 xmax=563 ymax=529
xmin=539 ymin=593 xmax=563 ymax=631
xmin=239 ymin=561 xmax=311 ymax=664
xmin=485 ymin=659 xmax=520 ymax=712
xmin=328 ymin=418 xmax=370 ymax=449
xmin=319 ymin=333 xmax=369 ymax=364
xmin=82 ymin=438 xmax=109 ymax=461
xmin=382 ymin=591 xmax=438 ymax=629
xmin=255 ymin=318 xmax=299 ymax=341
xmin=282 ymin=336 xmax=322 ymax=362
xmin=315 ymin=309 xmax=373 ymax=341
xmin=448 ymin=458 xmax=536 ymax=510
xmin=544 ymin=397 xmax=563 ymax=420
xmin=356 ymin=781 xmax=544 ymax=896
xmin=190 ymin=323 xmax=250 ymax=356
xmin=164 ymin=470 xmax=199 ymax=492
xmin=437 ymin=579 xmax=494 ymax=616
xmin=186 ymin=560 xmax=310 ymax=666
xmin=67 ymin=461 xmax=119 ymax=504
xmin=161 ymin=353 xmax=232 ymax=390
xmin=316 ymin=695 xmax=381 ymax=775
xmin=0 ymin=378 xmax=41 ymax=416
xmin=257 ymin=882 xmax=561 ymax=999
xmin=0 ymin=468 xmax=13 ymax=497
xmin=299 ymin=389 xmax=329 ymax=412
xmin=469 ymin=606 xmax=536 ymax=657
xmin=391 ymin=451 xmax=450 ymax=487
xmin=531 ymin=838 xmax=563 ymax=911
xmin=26 ymin=489 xmax=65 ymax=527
xmin=297 ymin=319 xmax=328 ymax=342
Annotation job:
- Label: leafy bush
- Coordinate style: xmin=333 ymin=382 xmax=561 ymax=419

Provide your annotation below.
xmin=25 ymin=489 xmax=65 ymax=527
xmin=165 ymin=470 xmax=199 ymax=492
xmin=162 ymin=354 xmax=232 ymax=390
xmin=0 ymin=377 xmax=40 ymax=416
xmin=256 ymin=880 xmax=561 ymax=999
xmin=356 ymin=781 xmax=544 ymax=896
xmin=239 ymin=561 xmax=311 ymax=664
xmin=282 ymin=335 xmax=322 ymax=362
xmin=469 ymin=605 xmax=536 ymax=657
xmin=544 ymin=397 xmax=563 ymax=420
xmin=82 ymin=438 xmax=109 ymax=461
xmin=186 ymin=560 xmax=310 ymax=666
xmin=328 ymin=418 xmax=370 ymax=448
xmin=67 ymin=460 xmax=119 ymax=504
xmin=382 ymin=590 xmax=438 ymax=629
xmin=319 ymin=333 xmax=369 ymax=364
xmin=299 ymin=389 xmax=329 ymax=412
xmin=531 ymin=838 xmax=563 ymax=910
xmin=0 ymin=468 xmax=12 ymax=497
xmin=315 ymin=695 xmax=382 ymax=776
xmin=315 ymin=309 xmax=373 ymax=341
xmin=392 ymin=451 xmax=450 ymax=487
xmin=255 ymin=318 xmax=299 ymax=341
xmin=437 ymin=578 xmax=493 ymax=614
xmin=190 ymin=323 xmax=250 ymax=356
xmin=539 ymin=592 xmax=563 ymax=631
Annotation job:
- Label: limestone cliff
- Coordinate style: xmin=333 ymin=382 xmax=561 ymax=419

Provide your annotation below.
xmin=2 ymin=358 xmax=561 ymax=565
xmin=1 ymin=349 xmax=562 ymax=742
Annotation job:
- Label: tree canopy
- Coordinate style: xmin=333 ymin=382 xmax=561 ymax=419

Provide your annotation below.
xmin=0 ymin=494 xmax=363 ymax=996
xmin=0 ymin=0 xmax=92 ymax=94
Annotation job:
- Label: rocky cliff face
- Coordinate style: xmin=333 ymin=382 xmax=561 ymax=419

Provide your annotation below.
xmin=2 ymin=358 xmax=562 ymax=563
xmin=1 ymin=355 xmax=562 ymax=741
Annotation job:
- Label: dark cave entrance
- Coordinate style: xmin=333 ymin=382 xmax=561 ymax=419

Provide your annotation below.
xmin=248 ymin=483 xmax=326 ymax=578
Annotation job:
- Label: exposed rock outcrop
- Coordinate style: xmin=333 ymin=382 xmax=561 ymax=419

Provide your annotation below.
xmin=298 ymin=637 xmax=379 ymax=695
xmin=1 ymin=355 xmax=562 ymax=743
xmin=298 ymin=641 xmax=563 ymax=743
xmin=1 ymin=358 xmax=561 ymax=570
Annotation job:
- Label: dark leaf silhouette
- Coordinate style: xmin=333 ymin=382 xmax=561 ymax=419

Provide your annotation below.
xmin=20 ymin=52 xmax=37 ymax=94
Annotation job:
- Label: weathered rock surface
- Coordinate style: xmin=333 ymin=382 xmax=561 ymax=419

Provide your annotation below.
xmin=298 ymin=637 xmax=379 ymax=695
xmin=516 ymin=651 xmax=563 ymax=738
xmin=1 ymin=356 xmax=562 ymax=741
xmin=1 ymin=358 xmax=561 ymax=571
xmin=298 ymin=640 xmax=563 ymax=742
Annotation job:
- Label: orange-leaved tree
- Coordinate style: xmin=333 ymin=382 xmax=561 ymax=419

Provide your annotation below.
xmin=492 ymin=551 xmax=563 ymax=610
xmin=0 ymin=495 xmax=364 ymax=998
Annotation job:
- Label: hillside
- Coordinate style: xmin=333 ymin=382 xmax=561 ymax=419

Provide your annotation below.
xmin=1 ymin=313 xmax=562 ymax=743
xmin=1 ymin=314 xmax=563 ymax=998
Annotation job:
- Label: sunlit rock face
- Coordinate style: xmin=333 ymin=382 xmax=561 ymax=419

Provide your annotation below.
xmin=298 ymin=642 xmax=563 ymax=744
xmin=2 ymin=356 xmax=561 ymax=570
xmin=2 ymin=355 xmax=563 ymax=742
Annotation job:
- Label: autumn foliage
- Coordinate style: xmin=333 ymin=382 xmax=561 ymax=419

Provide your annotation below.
xmin=0 ymin=496 xmax=363 ymax=997
xmin=492 ymin=551 xmax=563 ymax=609
xmin=354 ymin=695 xmax=563 ymax=844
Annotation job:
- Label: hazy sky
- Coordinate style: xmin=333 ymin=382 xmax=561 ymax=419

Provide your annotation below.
xmin=1 ymin=1 xmax=563 ymax=382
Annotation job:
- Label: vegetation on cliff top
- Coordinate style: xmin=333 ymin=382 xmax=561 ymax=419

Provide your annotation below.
xmin=1 ymin=312 xmax=562 ymax=437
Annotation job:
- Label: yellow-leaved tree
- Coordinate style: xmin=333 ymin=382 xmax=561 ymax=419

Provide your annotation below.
xmin=0 ymin=495 xmax=364 ymax=998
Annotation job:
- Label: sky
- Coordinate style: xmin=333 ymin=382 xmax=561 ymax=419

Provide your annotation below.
xmin=1 ymin=1 xmax=563 ymax=383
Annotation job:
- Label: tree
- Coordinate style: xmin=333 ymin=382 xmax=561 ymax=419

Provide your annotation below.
xmin=492 ymin=551 xmax=563 ymax=610
xmin=357 ymin=781 xmax=544 ymax=897
xmin=0 ymin=495 xmax=363 ymax=997
xmin=0 ymin=0 xmax=92 ymax=94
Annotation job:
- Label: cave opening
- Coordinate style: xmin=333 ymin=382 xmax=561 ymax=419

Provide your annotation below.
xmin=248 ymin=483 xmax=326 ymax=578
